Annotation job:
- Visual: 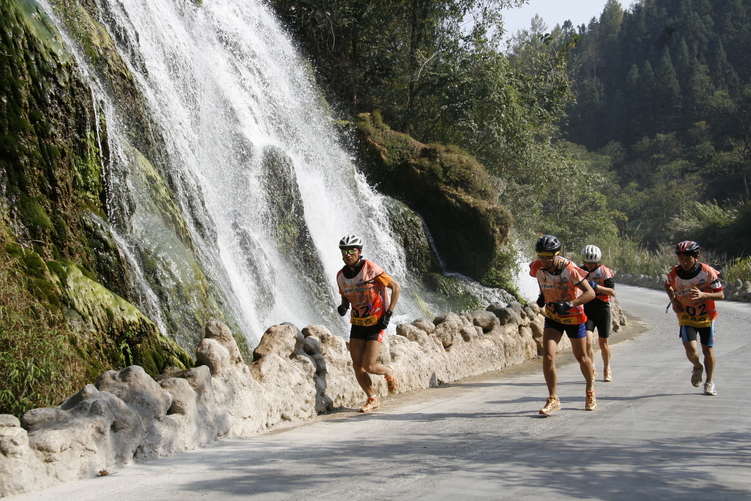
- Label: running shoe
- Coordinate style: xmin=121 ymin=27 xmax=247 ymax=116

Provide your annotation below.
xmin=691 ymin=364 xmax=704 ymax=387
xmin=359 ymin=397 xmax=380 ymax=413
xmin=704 ymin=381 xmax=717 ymax=396
xmin=539 ymin=397 xmax=561 ymax=415
xmin=385 ymin=365 xmax=399 ymax=395
xmin=604 ymin=368 xmax=613 ymax=382
xmin=585 ymin=389 xmax=597 ymax=411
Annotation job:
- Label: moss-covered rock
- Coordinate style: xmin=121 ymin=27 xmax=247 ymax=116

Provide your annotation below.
xmin=382 ymin=197 xmax=442 ymax=277
xmin=46 ymin=259 xmax=193 ymax=375
xmin=0 ymin=0 xmax=209 ymax=412
xmin=352 ymin=112 xmax=513 ymax=284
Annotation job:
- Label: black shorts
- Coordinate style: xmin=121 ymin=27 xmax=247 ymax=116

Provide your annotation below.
xmin=679 ymin=324 xmax=715 ymax=347
xmin=584 ymin=304 xmax=611 ymax=339
xmin=349 ymin=324 xmax=384 ymax=342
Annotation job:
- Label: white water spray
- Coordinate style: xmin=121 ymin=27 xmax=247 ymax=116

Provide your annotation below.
xmin=42 ymin=0 xmax=425 ymax=345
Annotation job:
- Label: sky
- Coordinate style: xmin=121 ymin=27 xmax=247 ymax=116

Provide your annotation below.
xmin=501 ymin=0 xmax=612 ymax=38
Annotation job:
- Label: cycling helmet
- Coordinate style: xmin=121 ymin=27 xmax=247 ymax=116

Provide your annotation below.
xmin=581 ymin=245 xmax=602 ymax=263
xmin=535 ymin=235 xmax=562 ymax=254
xmin=338 ymin=234 xmax=363 ymax=249
xmin=676 ymin=240 xmax=700 ymax=255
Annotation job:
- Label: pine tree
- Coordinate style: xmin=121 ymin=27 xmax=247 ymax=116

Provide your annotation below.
xmin=654 ymin=47 xmax=682 ymax=132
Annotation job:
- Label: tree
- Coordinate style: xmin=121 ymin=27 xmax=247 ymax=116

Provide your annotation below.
xmin=654 ymin=47 xmax=682 ymax=131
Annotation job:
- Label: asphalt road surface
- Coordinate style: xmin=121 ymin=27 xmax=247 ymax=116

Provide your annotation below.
xmin=11 ymin=285 xmax=751 ymax=500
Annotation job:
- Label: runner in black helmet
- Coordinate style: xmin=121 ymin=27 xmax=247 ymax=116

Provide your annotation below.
xmin=664 ymin=241 xmax=724 ymax=396
xmin=336 ymin=235 xmax=401 ymax=412
xmin=530 ymin=235 xmax=596 ymax=415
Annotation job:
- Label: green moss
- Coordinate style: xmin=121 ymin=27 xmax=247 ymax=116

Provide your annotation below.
xmin=42 ymin=259 xmax=194 ymax=376
xmin=18 ymin=193 xmax=53 ymax=232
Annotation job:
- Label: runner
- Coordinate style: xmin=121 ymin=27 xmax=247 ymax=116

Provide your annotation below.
xmin=580 ymin=245 xmax=617 ymax=382
xmin=663 ymin=240 xmax=724 ymax=396
xmin=531 ymin=235 xmax=596 ymax=415
xmin=336 ymin=235 xmax=401 ymax=412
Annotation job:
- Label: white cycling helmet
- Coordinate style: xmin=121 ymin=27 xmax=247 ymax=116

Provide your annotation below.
xmin=338 ymin=234 xmax=363 ymax=249
xmin=581 ymin=244 xmax=602 ymax=263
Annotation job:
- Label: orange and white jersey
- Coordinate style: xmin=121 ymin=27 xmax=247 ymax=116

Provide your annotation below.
xmin=337 ymin=259 xmax=393 ymax=326
xmin=665 ymin=263 xmax=722 ymax=327
xmin=529 ymin=257 xmax=588 ymax=324
xmin=583 ymin=264 xmax=616 ymax=303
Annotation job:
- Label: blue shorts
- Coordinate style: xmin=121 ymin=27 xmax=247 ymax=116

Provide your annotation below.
xmin=679 ymin=324 xmax=715 ymax=347
xmin=544 ymin=318 xmax=587 ymax=339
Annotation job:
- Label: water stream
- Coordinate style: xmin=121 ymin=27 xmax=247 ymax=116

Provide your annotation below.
xmin=41 ymin=0 xmax=513 ymax=347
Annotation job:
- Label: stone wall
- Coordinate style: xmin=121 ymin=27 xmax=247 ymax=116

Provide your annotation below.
xmin=0 ymin=301 xmax=626 ymax=498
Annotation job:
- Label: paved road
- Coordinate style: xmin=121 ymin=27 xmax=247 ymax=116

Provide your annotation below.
xmin=12 ymin=285 xmax=751 ymax=500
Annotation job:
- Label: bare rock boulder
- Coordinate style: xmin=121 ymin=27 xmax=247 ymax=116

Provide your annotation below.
xmin=204 ymin=320 xmax=244 ymax=364
xmin=196 ymin=338 xmax=231 ymax=375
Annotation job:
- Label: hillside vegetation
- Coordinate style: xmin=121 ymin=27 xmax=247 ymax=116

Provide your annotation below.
xmin=275 ymin=0 xmax=751 ymax=270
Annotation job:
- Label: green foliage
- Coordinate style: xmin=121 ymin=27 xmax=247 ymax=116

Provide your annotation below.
xmin=0 ymin=245 xmax=87 ymax=418
xmin=582 ymin=237 xmax=672 ymax=278
xmin=724 ymin=257 xmax=751 ymax=284
xmin=558 ymin=0 xmax=751 ymax=257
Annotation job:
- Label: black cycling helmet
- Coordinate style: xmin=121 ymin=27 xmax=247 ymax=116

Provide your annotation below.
xmin=535 ymin=234 xmax=562 ymax=254
xmin=676 ymin=240 xmax=700 ymax=255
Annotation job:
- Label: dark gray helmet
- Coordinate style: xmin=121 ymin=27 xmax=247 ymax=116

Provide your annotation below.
xmin=676 ymin=240 xmax=700 ymax=255
xmin=535 ymin=235 xmax=562 ymax=253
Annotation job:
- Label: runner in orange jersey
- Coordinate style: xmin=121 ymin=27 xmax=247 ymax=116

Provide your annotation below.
xmin=531 ymin=235 xmax=596 ymax=415
xmin=580 ymin=245 xmax=617 ymax=383
xmin=336 ymin=235 xmax=400 ymax=412
xmin=664 ymin=241 xmax=724 ymax=396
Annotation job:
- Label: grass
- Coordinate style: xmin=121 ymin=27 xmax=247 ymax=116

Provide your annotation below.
xmin=0 ymin=246 xmax=87 ymax=418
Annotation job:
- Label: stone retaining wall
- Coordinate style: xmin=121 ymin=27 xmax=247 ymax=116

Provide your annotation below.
xmin=0 ymin=301 xmax=626 ymax=498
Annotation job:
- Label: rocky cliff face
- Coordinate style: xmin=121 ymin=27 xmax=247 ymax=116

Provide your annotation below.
xmin=352 ymin=112 xmax=515 ymax=290
xmin=0 ymin=0 xmax=200 ymax=414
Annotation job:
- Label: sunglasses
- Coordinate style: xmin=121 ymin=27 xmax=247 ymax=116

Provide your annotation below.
xmin=676 ymin=252 xmax=697 ymax=257
xmin=341 ymin=249 xmax=359 ymax=255
xmin=537 ymin=252 xmax=559 ymax=258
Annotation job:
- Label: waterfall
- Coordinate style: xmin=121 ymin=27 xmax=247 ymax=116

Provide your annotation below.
xmin=39 ymin=0 xmax=513 ymax=348
xmin=36 ymin=0 xmax=428 ymax=346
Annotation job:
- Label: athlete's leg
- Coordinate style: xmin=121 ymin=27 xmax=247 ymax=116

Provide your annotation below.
xmin=360 ymin=339 xmax=390 ymax=376
xmin=701 ymin=344 xmax=715 ymax=382
xmin=599 ymin=337 xmax=611 ymax=368
xmin=349 ymin=338 xmax=376 ymax=397
xmin=571 ymin=335 xmax=594 ymax=390
xmin=586 ymin=330 xmax=596 ymax=372
xmin=683 ymin=339 xmax=702 ymax=369
xmin=542 ymin=327 xmax=563 ymax=398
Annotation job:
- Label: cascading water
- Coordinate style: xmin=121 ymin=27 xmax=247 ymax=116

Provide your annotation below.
xmin=40 ymin=0 xmax=514 ymax=349
xmin=38 ymin=0 xmax=430 ymax=347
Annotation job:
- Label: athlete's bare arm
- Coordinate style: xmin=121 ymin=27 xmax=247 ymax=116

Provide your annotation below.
xmin=686 ymin=285 xmax=724 ymax=301
xmin=387 ymin=280 xmax=401 ymax=312
xmin=573 ymin=280 xmax=596 ymax=306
